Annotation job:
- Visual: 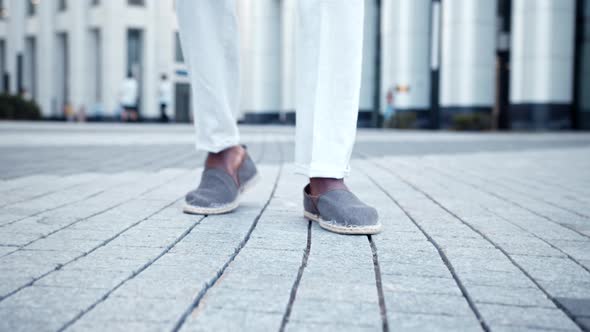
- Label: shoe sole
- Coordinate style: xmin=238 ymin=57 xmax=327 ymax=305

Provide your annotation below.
xmin=303 ymin=211 xmax=383 ymax=235
xmin=183 ymin=173 xmax=260 ymax=216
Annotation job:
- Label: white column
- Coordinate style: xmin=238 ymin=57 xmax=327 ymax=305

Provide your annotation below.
xmin=155 ymin=0 xmax=175 ymax=119
xmin=37 ymin=1 xmax=54 ymax=117
xmin=142 ymin=0 xmax=158 ymax=119
xmin=381 ymin=0 xmax=431 ymax=127
xmin=239 ymin=0 xmax=281 ymax=123
xmin=440 ymin=0 xmax=496 ymax=126
xmin=102 ymin=1 xmax=126 ymax=118
xmin=6 ymin=0 xmax=25 ymax=95
xmin=510 ymin=0 xmax=576 ymax=129
xmin=69 ymin=0 xmax=87 ymax=114
xmin=280 ymin=0 xmax=297 ymax=122
xmin=360 ymin=0 xmax=377 ymax=117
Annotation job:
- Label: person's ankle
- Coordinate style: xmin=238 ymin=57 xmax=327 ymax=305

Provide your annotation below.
xmin=205 ymin=145 xmax=245 ymax=183
xmin=309 ymin=177 xmax=348 ymax=196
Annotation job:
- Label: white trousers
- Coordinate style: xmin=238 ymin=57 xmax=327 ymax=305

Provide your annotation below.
xmin=176 ymin=0 xmax=364 ymax=178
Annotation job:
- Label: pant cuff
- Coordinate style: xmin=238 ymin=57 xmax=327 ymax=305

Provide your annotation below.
xmin=195 ymin=139 xmax=240 ymax=153
xmin=294 ymin=163 xmax=351 ymax=178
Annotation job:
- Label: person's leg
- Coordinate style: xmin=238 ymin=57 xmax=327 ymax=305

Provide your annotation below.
xmin=295 ymin=0 xmax=364 ymax=191
xmin=177 ymin=0 xmax=258 ymax=215
xmin=176 ymin=0 xmax=245 ymax=183
xmin=296 ymin=0 xmax=381 ymax=234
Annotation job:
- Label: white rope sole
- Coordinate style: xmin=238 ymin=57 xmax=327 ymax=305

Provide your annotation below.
xmin=303 ymin=210 xmax=382 ymax=235
xmin=183 ymin=174 xmax=260 ymax=216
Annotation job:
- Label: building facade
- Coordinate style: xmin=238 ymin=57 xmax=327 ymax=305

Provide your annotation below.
xmin=0 ymin=0 xmax=588 ymax=129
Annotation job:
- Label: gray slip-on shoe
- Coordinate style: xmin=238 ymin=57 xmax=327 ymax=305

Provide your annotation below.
xmin=303 ymin=184 xmax=382 ymax=235
xmin=183 ymin=150 xmax=259 ymax=215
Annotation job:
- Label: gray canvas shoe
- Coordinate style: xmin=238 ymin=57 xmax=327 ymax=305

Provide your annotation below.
xmin=183 ymin=151 xmax=259 ymax=215
xmin=303 ymin=184 xmax=382 ymax=235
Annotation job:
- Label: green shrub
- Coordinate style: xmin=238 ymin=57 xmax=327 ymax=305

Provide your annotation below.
xmin=0 ymin=94 xmax=42 ymax=120
xmin=452 ymin=112 xmax=492 ymax=131
xmin=384 ymin=111 xmax=418 ymax=129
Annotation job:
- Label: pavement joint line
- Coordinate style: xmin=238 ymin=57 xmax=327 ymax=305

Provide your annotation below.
xmin=0 ymin=175 xmax=102 ymax=210
xmin=440 ymin=160 xmax=590 ymax=206
xmin=0 ymin=169 xmax=193 ymax=259
xmin=359 ymin=164 xmax=491 ymax=332
xmin=368 ymin=235 xmax=390 ymax=332
xmin=472 ymin=301 xmax=558 ymax=309
xmin=0 ymin=182 xmax=114 ymax=229
xmin=485 ymin=207 xmax=590 ymax=274
xmin=0 ymin=195 xmax=183 ymax=302
xmin=385 ymin=157 xmax=590 ymax=274
xmin=0 ymin=172 xmax=190 ymax=302
xmin=0 ymin=167 xmax=164 ymax=227
xmin=4 ymin=144 xmax=182 ymax=180
xmin=373 ymin=161 xmax=588 ymax=332
xmin=389 ymin=157 xmax=590 ymax=241
xmin=279 ymin=220 xmax=312 ymax=332
xmin=57 ymin=215 xmax=208 ymax=332
xmin=435 ymin=161 xmax=590 ymax=220
xmin=27 ymin=144 xmax=186 ymax=180
xmin=64 ymin=147 xmax=182 ymax=177
xmin=171 ymin=148 xmax=284 ymax=332
xmin=449 ymin=159 xmax=590 ymax=201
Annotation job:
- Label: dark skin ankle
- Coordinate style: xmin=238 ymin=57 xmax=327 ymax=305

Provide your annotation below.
xmin=309 ymin=177 xmax=348 ymax=196
xmin=205 ymin=147 xmax=344 ymax=195
xmin=205 ymin=145 xmax=245 ymax=185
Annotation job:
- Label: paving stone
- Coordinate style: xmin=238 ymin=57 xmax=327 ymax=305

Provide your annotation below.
xmin=1 ymin=124 xmax=590 ymax=331
xmin=184 ymin=308 xmax=284 ymax=331
xmin=555 ymin=297 xmax=590 ymax=318
xmin=68 ymin=320 xmax=170 ymax=332
xmin=468 ymin=284 xmax=554 ymax=308
xmin=385 ymin=313 xmax=483 ymax=332
xmin=477 ymin=303 xmax=580 ymax=331
xmin=384 ymin=292 xmax=473 ymax=316
xmin=285 ymin=321 xmax=378 ymax=332
xmin=73 ymin=164 xmax=282 ymax=329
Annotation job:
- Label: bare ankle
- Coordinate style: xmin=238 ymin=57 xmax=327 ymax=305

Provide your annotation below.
xmin=309 ymin=177 xmax=348 ymax=196
xmin=205 ymin=145 xmax=246 ymax=183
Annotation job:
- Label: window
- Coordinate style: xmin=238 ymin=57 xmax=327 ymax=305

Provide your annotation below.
xmin=175 ymin=32 xmax=184 ymax=63
xmin=58 ymin=0 xmax=67 ymax=11
xmin=0 ymin=40 xmax=6 ymax=93
xmin=0 ymin=0 xmax=7 ymax=19
xmin=89 ymin=29 xmax=102 ymax=103
xmin=27 ymin=0 xmax=37 ymax=16
xmin=55 ymin=33 xmax=69 ymax=113
xmin=25 ymin=37 xmax=37 ymax=100
xmin=128 ymin=0 xmax=145 ymax=6
xmin=91 ymin=0 xmax=100 ymax=6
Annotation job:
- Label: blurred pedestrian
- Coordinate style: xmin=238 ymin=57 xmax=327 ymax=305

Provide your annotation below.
xmin=158 ymin=74 xmax=172 ymax=123
xmin=64 ymin=102 xmax=75 ymax=122
xmin=119 ymin=71 xmax=139 ymax=122
xmin=19 ymin=88 xmax=31 ymax=101
xmin=176 ymin=0 xmax=381 ymax=235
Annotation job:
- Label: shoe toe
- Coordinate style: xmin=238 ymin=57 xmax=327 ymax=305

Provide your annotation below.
xmin=185 ymin=190 xmax=210 ymax=207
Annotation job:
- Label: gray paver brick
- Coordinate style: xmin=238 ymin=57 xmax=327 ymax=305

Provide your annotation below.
xmin=477 ymin=303 xmax=581 ymax=331
xmin=1 ymin=124 xmax=590 ymax=331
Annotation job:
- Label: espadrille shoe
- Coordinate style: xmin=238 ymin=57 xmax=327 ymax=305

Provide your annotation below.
xmin=183 ymin=151 xmax=258 ymax=215
xmin=303 ymin=184 xmax=382 ymax=235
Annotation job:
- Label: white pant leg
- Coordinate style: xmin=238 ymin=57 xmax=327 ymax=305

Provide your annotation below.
xmin=176 ymin=0 xmax=240 ymax=153
xmin=294 ymin=0 xmax=365 ymax=178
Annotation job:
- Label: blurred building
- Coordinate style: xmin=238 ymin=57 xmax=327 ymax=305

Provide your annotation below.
xmin=0 ymin=0 xmax=588 ymax=129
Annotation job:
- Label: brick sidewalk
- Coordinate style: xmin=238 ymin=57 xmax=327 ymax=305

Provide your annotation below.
xmin=0 ymin=122 xmax=589 ymax=331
